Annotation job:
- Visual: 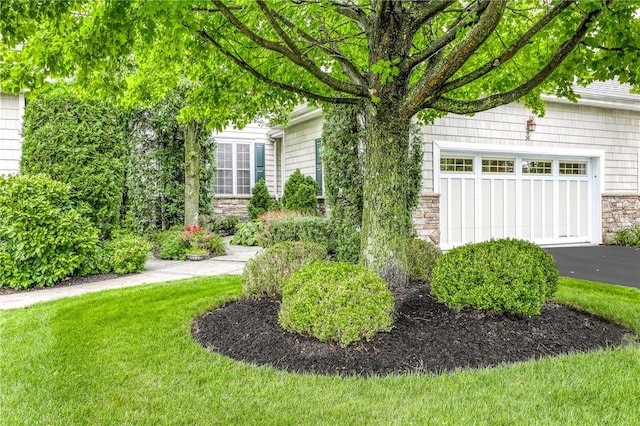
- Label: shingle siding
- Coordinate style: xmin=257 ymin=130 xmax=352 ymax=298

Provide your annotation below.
xmin=283 ymin=115 xmax=322 ymax=180
xmin=0 ymin=93 xmax=23 ymax=175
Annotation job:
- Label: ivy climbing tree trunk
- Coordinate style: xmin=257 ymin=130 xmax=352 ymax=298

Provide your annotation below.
xmin=361 ymin=100 xmax=412 ymax=296
xmin=184 ymin=119 xmax=200 ymax=227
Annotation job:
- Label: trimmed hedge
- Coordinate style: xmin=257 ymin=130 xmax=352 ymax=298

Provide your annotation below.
xmin=0 ymin=174 xmax=99 ymax=289
xmin=258 ymin=216 xmax=331 ymax=248
xmin=279 ymin=261 xmax=394 ymax=346
xmin=430 ymin=238 xmax=559 ymax=315
xmin=242 ymin=241 xmax=327 ymax=298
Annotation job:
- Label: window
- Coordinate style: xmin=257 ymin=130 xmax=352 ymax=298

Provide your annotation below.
xmin=559 ymin=162 xmax=587 ymax=175
xmin=522 ymin=160 xmax=552 ymax=175
xmin=440 ymin=157 xmax=473 ymax=172
xmin=482 ymin=158 xmax=514 ymax=173
xmin=215 ymin=142 xmax=252 ymax=195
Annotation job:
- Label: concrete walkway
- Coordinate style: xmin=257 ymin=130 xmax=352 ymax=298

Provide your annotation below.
xmin=0 ymin=243 xmax=262 ymax=310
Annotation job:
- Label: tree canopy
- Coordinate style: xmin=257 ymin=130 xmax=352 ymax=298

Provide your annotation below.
xmin=2 ymin=0 xmax=639 ymax=293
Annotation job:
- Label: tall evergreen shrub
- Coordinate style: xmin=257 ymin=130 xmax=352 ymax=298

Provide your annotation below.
xmin=247 ymin=178 xmax=271 ymax=220
xmin=282 ymin=169 xmax=319 ymax=213
xmin=20 ymin=85 xmax=127 ymax=238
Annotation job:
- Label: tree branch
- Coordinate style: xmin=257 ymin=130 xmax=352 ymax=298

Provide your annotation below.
xmin=405 ymin=0 xmax=457 ymax=39
xmin=403 ymin=0 xmax=489 ymax=74
xmin=404 ymin=0 xmax=508 ymax=116
xmin=438 ymin=0 xmax=573 ymax=93
xmin=428 ymin=3 xmax=608 ymax=115
xmin=196 ymin=28 xmax=360 ymax=106
xmin=210 ymin=0 xmax=368 ymax=97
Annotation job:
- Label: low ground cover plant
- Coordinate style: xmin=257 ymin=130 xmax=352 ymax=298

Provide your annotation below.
xmin=156 ymin=226 xmax=225 ymax=259
xmin=242 ymin=241 xmax=327 ymax=298
xmin=279 ymin=261 xmax=394 ymax=346
xmin=230 ymin=221 xmax=262 ymax=246
xmin=610 ymin=224 xmax=640 ymax=247
xmin=430 ymin=238 xmax=558 ymax=315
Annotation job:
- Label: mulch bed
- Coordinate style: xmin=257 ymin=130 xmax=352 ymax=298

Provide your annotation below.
xmin=192 ymin=285 xmax=635 ymax=377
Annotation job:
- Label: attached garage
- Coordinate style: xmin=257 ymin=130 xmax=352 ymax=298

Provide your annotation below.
xmin=434 ymin=141 xmax=604 ymax=249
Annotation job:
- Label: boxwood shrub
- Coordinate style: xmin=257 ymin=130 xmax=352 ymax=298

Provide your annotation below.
xmin=242 ymin=241 xmax=327 ymax=298
xmin=0 ymin=174 xmax=99 ymax=289
xmin=430 ymin=238 xmax=559 ymax=315
xmin=279 ymin=261 xmax=394 ymax=346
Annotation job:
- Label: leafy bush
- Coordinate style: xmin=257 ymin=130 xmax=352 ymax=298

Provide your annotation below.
xmin=157 ymin=231 xmax=188 ymax=260
xmin=107 ymin=233 xmax=152 ymax=274
xmin=610 ymin=225 xmax=640 ymax=247
xmin=183 ymin=230 xmax=226 ymax=256
xmin=282 ymin=169 xmax=319 ymax=213
xmin=201 ymin=215 xmax=239 ymax=237
xmin=279 ymin=261 xmax=394 ymax=346
xmin=406 ymin=238 xmax=442 ymax=282
xmin=243 ymin=241 xmax=327 ymax=298
xmin=247 ymin=178 xmax=271 ymax=220
xmin=258 ymin=216 xmax=331 ymax=248
xmin=0 ymin=174 xmax=99 ymax=289
xmin=328 ymin=219 xmax=360 ymax=264
xmin=20 ymin=85 xmax=127 ymax=238
xmin=430 ymin=238 xmax=559 ymax=316
xmin=230 ymin=221 xmax=262 ymax=246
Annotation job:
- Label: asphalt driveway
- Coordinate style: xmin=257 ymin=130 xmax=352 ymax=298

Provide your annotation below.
xmin=545 ymin=245 xmax=640 ymax=289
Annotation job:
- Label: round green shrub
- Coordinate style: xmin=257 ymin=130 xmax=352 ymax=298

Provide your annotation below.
xmin=430 ymin=238 xmax=559 ymax=316
xmin=258 ymin=216 xmax=330 ymax=248
xmin=107 ymin=233 xmax=152 ymax=274
xmin=406 ymin=238 xmax=442 ymax=282
xmin=243 ymin=241 xmax=327 ymax=298
xmin=0 ymin=174 xmax=99 ymax=289
xmin=279 ymin=261 xmax=394 ymax=346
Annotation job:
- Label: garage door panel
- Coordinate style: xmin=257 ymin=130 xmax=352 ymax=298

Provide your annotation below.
xmin=440 ymin=154 xmax=593 ymax=248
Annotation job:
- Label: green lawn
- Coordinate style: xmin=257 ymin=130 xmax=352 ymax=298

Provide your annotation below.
xmin=1 ymin=276 xmax=639 ymax=425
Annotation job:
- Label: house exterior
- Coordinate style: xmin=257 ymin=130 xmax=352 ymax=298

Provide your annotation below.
xmin=0 ymin=92 xmax=25 ymax=175
xmin=213 ymin=82 xmax=640 ymax=249
xmin=3 ymin=82 xmax=639 ymax=248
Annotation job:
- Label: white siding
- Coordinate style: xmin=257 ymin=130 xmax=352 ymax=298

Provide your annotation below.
xmin=212 ymin=122 xmax=274 ymax=194
xmin=0 ymin=93 xmax=23 ymax=175
xmin=421 ymin=101 xmax=640 ymax=194
xmin=283 ymin=115 xmax=322 ymax=180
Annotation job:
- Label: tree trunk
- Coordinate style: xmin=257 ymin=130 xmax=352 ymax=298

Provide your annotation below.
xmin=184 ymin=119 xmax=200 ymax=227
xmin=361 ymin=101 xmax=412 ymax=297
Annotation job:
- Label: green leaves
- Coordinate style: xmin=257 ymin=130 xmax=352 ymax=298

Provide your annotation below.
xmin=371 ymin=59 xmax=400 ymax=84
xmin=0 ymin=174 xmax=99 ymax=289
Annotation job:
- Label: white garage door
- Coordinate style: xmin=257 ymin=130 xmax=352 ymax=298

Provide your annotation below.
xmin=438 ymin=152 xmax=596 ymax=249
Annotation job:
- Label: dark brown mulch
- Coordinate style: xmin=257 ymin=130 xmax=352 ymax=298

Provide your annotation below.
xmin=192 ymin=285 xmax=635 ymax=377
xmin=0 ymin=272 xmax=133 ymax=296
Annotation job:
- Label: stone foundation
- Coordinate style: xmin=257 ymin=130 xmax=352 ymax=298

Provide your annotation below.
xmin=602 ymin=194 xmax=640 ymax=243
xmin=412 ymin=194 xmax=440 ymax=245
xmin=213 ymin=196 xmax=251 ymax=221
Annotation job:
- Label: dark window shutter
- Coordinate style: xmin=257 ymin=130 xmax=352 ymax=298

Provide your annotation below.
xmin=255 ymin=143 xmax=265 ymax=183
xmin=315 ymin=138 xmax=323 ymax=195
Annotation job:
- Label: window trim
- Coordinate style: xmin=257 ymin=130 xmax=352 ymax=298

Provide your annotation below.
xmin=214 ymin=140 xmax=255 ymax=196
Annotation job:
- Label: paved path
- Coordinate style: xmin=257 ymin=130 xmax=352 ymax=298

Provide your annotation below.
xmin=0 ymin=244 xmax=262 ymax=310
xmin=546 ymin=245 xmax=640 ymax=289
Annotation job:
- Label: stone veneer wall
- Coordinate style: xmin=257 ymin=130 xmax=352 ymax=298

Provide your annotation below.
xmin=213 ymin=197 xmax=251 ymax=221
xmin=412 ymin=194 xmax=440 ymax=245
xmin=602 ymin=194 xmax=640 ymax=243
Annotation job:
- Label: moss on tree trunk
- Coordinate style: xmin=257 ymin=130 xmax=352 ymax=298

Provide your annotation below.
xmin=361 ymin=101 xmax=412 ymax=296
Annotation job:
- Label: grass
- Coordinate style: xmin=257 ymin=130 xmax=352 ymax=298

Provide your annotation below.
xmin=1 ymin=276 xmax=639 ymax=425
